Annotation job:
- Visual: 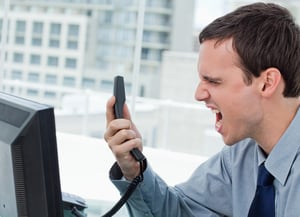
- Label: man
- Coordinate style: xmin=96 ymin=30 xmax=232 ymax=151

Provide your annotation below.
xmin=104 ymin=2 xmax=300 ymax=217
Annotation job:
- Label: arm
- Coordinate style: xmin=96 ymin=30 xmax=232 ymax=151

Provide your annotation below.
xmin=109 ymin=162 xmax=195 ymax=217
xmin=104 ymin=96 xmax=194 ymax=216
xmin=109 ymin=154 xmax=232 ymax=217
xmin=105 ymin=97 xmax=232 ymax=217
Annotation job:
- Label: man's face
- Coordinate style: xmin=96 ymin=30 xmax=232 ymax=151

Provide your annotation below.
xmin=195 ymin=39 xmax=264 ymax=145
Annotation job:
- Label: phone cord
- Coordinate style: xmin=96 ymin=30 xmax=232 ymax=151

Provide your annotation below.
xmin=101 ymin=159 xmax=146 ymax=217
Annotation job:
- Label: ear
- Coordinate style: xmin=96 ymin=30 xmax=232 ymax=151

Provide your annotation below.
xmin=259 ymin=67 xmax=282 ymax=97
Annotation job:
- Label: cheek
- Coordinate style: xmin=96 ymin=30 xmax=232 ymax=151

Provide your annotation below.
xmin=222 ymin=86 xmax=261 ymax=118
xmin=229 ymin=90 xmax=262 ymax=123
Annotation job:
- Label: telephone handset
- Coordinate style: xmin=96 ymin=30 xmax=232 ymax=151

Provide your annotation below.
xmin=113 ymin=75 xmax=146 ymax=162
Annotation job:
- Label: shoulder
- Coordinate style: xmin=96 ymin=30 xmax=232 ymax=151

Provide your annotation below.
xmin=209 ymin=138 xmax=258 ymax=176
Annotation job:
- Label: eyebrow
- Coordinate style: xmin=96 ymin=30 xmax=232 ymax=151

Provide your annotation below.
xmin=201 ymin=75 xmax=222 ymax=83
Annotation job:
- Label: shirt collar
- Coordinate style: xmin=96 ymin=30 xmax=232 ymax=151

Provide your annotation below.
xmin=263 ymin=107 xmax=300 ymax=185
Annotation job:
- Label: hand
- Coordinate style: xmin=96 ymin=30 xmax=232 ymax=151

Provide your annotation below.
xmin=104 ymin=96 xmax=143 ymax=180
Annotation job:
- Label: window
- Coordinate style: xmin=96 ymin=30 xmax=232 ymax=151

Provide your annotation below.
xmin=28 ymin=72 xmax=40 ymax=82
xmin=96 ymin=60 xmax=109 ymax=69
xmin=117 ymin=11 xmax=136 ymax=25
xmin=159 ymin=32 xmax=169 ymax=43
xmin=47 ymin=56 xmax=59 ymax=67
xmin=15 ymin=36 xmax=25 ymax=45
xmin=144 ymin=13 xmax=170 ymax=26
xmin=147 ymin=0 xmax=170 ymax=8
xmin=50 ymin=23 xmax=61 ymax=35
xmin=32 ymin=37 xmax=42 ymax=46
xmin=13 ymin=52 xmax=24 ymax=63
xmin=100 ymin=11 xmax=113 ymax=24
xmin=49 ymin=39 xmax=60 ymax=48
xmin=162 ymin=14 xmax=170 ymax=26
xmin=30 ymin=54 xmax=41 ymax=65
xmin=65 ymin=58 xmax=77 ymax=69
xmin=44 ymin=91 xmax=56 ymax=98
xmin=67 ymin=40 xmax=78 ymax=50
xmin=45 ymin=74 xmax=57 ymax=85
xmin=100 ymin=79 xmax=113 ymax=91
xmin=119 ymin=0 xmax=135 ymax=7
xmin=141 ymin=48 xmax=149 ymax=59
xmin=98 ymin=27 xmax=114 ymax=41
xmin=32 ymin=22 xmax=43 ymax=34
xmin=68 ymin=24 xmax=79 ymax=37
xmin=9 ymin=86 xmax=15 ymax=93
xmin=116 ymin=46 xmax=133 ymax=59
xmin=97 ymin=44 xmax=112 ymax=57
xmin=63 ymin=76 xmax=75 ymax=87
xmin=117 ymin=29 xmax=135 ymax=41
xmin=16 ymin=20 xmax=26 ymax=33
xmin=11 ymin=70 xmax=22 ymax=80
xmin=82 ymin=78 xmax=95 ymax=89
xmin=27 ymin=89 xmax=38 ymax=96
xmin=143 ymin=31 xmax=152 ymax=42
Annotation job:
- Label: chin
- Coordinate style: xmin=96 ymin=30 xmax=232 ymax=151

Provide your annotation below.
xmin=222 ymin=136 xmax=238 ymax=146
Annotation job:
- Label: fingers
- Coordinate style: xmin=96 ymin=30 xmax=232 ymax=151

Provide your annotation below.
xmin=106 ymin=96 xmax=132 ymax=123
xmin=104 ymin=117 xmax=130 ymax=140
xmin=104 ymin=95 xmax=143 ymax=179
xmin=113 ymin=137 xmax=143 ymax=179
xmin=104 ymin=116 xmax=140 ymax=160
xmin=106 ymin=124 xmax=136 ymax=147
xmin=111 ymin=137 xmax=142 ymax=158
xmin=105 ymin=95 xmax=140 ymax=140
xmin=105 ymin=121 xmax=142 ymax=180
xmin=123 ymin=103 xmax=132 ymax=120
xmin=106 ymin=96 xmax=116 ymax=127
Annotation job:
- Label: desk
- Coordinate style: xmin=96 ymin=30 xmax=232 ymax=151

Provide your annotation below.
xmin=57 ymin=132 xmax=208 ymax=216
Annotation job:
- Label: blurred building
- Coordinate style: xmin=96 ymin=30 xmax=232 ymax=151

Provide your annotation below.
xmin=54 ymin=50 xmax=224 ymax=157
xmin=0 ymin=0 xmax=196 ymax=106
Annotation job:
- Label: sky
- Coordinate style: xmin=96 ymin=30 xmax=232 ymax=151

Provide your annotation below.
xmin=194 ymin=0 xmax=227 ymax=28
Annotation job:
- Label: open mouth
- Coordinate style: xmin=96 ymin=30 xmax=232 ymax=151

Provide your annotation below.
xmin=212 ymin=109 xmax=223 ymax=132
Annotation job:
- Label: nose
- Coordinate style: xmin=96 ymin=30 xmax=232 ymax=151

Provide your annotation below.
xmin=194 ymin=81 xmax=209 ymax=101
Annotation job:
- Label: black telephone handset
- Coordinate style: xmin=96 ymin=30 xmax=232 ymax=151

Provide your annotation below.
xmin=101 ymin=76 xmax=146 ymax=217
xmin=113 ymin=75 xmax=146 ymax=162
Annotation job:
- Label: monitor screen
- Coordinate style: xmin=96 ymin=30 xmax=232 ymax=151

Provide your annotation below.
xmin=0 ymin=92 xmax=64 ymax=217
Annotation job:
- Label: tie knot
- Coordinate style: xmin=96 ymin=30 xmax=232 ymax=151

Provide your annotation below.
xmin=257 ymin=163 xmax=274 ymax=186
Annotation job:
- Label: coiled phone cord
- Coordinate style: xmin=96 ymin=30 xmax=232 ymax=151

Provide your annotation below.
xmin=101 ymin=160 xmax=145 ymax=217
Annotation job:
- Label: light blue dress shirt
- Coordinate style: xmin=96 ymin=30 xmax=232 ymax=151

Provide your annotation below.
xmin=110 ymin=107 xmax=300 ymax=217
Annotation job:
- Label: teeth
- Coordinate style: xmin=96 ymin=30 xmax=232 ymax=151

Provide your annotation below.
xmin=211 ymin=109 xmax=220 ymax=114
xmin=215 ymin=120 xmax=222 ymax=131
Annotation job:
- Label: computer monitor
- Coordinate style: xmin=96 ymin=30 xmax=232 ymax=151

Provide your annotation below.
xmin=0 ymin=92 xmax=64 ymax=217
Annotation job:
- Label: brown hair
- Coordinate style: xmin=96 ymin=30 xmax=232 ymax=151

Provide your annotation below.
xmin=199 ymin=2 xmax=300 ymax=97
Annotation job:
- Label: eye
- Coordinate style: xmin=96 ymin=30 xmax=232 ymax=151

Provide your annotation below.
xmin=208 ymin=79 xmax=219 ymax=85
xmin=204 ymin=77 xmax=220 ymax=85
xmin=200 ymin=75 xmax=222 ymax=86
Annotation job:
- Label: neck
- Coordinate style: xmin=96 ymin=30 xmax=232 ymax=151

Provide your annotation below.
xmin=255 ymin=98 xmax=300 ymax=155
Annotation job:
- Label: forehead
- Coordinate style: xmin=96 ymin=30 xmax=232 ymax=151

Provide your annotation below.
xmin=198 ymin=39 xmax=241 ymax=77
